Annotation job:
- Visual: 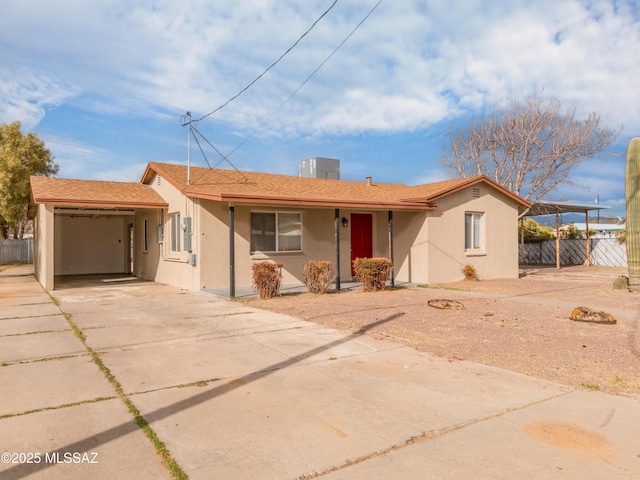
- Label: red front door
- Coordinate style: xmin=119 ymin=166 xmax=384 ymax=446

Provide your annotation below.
xmin=351 ymin=213 xmax=373 ymax=276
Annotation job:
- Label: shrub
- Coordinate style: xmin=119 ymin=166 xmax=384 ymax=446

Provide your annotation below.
xmin=352 ymin=257 xmax=392 ymax=292
xmin=562 ymin=225 xmax=584 ymax=240
xmin=613 ymin=275 xmax=629 ymax=290
xmin=303 ymin=260 xmax=335 ymax=294
xmin=251 ymin=261 xmax=283 ymax=299
xmin=461 ymin=264 xmax=478 ymax=280
xmin=519 ymin=218 xmax=554 ymax=243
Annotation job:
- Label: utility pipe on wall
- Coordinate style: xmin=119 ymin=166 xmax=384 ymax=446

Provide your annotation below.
xmin=229 ymin=204 xmax=235 ymax=298
xmin=388 ymin=210 xmax=394 ymax=286
xmin=335 ymin=208 xmax=341 ymax=291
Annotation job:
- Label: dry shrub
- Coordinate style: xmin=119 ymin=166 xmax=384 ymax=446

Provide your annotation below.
xmin=303 ymin=260 xmax=335 ymax=294
xmin=461 ymin=264 xmax=478 ymax=280
xmin=252 ymin=261 xmax=283 ymax=299
xmin=353 ymin=257 xmax=392 ymax=292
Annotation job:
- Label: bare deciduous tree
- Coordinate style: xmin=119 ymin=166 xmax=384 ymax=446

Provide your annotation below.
xmin=441 ymin=95 xmax=621 ymax=216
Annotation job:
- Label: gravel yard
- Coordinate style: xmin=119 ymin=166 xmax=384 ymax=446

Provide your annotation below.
xmin=242 ymin=266 xmax=640 ymax=396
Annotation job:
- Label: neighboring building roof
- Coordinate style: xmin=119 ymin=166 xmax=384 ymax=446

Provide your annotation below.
xmin=141 ymin=162 xmax=530 ymax=211
xmin=570 ymin=223 xmax=625 ymax=232
xmin=29 ymin=176 xmax=168 ymax=209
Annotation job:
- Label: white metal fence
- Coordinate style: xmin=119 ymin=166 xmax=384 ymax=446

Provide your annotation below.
xmin=519 ymin=238 xmax=627 ymax=267
xmin=0 ymin=238 xmax=34 ymax=265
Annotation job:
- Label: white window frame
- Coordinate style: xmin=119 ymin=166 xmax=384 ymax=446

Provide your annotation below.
xmin=250 ymin=211 xmax=302 ymax=254
xmin=465 ymin=212 xmax=484 ymax=252
xmin=170 ymin=212 xmax=181 ymax=253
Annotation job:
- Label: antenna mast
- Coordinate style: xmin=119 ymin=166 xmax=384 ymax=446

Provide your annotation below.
xmin=180 ymin=112 xmax=193 ymax=185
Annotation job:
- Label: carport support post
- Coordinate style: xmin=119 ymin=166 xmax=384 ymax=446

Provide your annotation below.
xmin=229 ymin=204 xmax=235 ymax=298
xmin=585 ymin=210 xmax=591 ymax=267
xmin=335 ymin=208 xmax=341 ymax=291
xmin=388 ymin=210 xmax=394 ymax=286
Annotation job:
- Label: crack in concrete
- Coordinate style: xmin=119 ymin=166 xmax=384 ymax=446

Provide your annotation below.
xmin=297 ymin=389 xmax=577 ymax=479
xmin=0 ymin=327 xmax=72 ymax=337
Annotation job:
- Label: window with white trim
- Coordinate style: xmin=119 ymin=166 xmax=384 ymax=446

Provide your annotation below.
xmin=465 ymin=212 xmax=483 ymax=250
xmin=251 ymin=212 xmax=302 ymax=253
xmin=170 ymin=212 xmax=181 ymax=253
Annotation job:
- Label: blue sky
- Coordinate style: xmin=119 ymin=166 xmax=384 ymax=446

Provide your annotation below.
xmin=1 ymin=0 xmax=639 ymax=218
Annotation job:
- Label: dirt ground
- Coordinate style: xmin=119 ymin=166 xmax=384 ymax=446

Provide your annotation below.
xmin=242 ymin=266 xmax=640 ymax=396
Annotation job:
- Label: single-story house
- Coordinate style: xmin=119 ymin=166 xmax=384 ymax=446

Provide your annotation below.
xmin=29 ymin=162 xmax=530 ymax=294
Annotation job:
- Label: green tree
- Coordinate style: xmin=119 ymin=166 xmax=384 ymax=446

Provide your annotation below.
xmin=0 ymin=122 xmax=59 ymax=238
xmin=441 ymin=94 xmax=620 ymax=217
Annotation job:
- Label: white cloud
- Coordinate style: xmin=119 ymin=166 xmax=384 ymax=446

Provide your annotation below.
xmin=91 ymin=162 xmax=151 ymax=182
xmin=0 ymin=71 xmax=78 ymax=130
xmin=43 ymin=134 xmax=153 ymax=182
xmin=41 ymin=134 xmax=112 ymax=178
xmin=1 ymin=0 xmax=639 ymax=137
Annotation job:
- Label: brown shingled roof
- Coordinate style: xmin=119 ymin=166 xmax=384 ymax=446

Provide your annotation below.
xmin=142 ymin=162 xmax=434 ymax=210
xmin=403 ymin=176 xmax=530 ymax=206
xmin=141 ymin=162 xmax=529 ymax=210
xmin=30 ymin=176 xmax=168 ymax=209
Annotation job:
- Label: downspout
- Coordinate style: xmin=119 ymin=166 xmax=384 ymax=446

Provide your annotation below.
xmin=335 ymin=208 xmax=341 ymax=291
xmin=388 ymin=210 xmax=394 ymax=287
xmin=229 ymin=204 xmax=235 ymax=298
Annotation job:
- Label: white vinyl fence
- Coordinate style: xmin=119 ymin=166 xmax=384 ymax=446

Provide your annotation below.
xmin=519 ymin=238 xmax=627 ymax=267
xmin=0 ymin=238 xmax=34 ymax=265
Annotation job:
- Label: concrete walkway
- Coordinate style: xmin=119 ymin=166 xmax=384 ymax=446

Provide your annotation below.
xmin=1 ymin=265 xmax=639 ymax=479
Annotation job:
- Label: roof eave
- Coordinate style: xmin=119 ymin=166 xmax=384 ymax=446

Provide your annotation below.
xmin=185 ymin=192 xmax=435 ymax=210
xmin=142 ymin=162 xmax=188 ymax=191
xmin=31 ymin=199 xmax=169 ymax=209
xmin=405 ymin=176 xmax=530 ymax=208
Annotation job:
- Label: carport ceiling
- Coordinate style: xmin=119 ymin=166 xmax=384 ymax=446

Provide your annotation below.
xmin=54 ymin=207 xmax=136 ymax=216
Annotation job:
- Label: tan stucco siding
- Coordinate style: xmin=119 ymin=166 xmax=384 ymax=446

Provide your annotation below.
xmin=371 ymin=211 xmax=390 ymax=259
xmin=198 ymin=200 xmax=232 ymax=290
xmin=146 ymin=173 xmax=199 ymax=290
xmin=33 ymin=203 xmax=54 ymax=290
xmin=424 ymin=185 xmax=520 ymax=283
xmin=134 ymin=209 xmax=163 ymax=281
xmin=393 ymin=211 xmax=429 ymax=284
xmin=241 ymin=206 xmax=338 ymax=289
xmin=197 ymin=204 xmax=380 ymax=290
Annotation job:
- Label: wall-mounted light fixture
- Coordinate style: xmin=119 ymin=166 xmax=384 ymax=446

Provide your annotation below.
xmin=342 ymin=217 xmax=349 ymax=228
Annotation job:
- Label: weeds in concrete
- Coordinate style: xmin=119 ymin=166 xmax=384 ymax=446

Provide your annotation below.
xmin=1 ymin=353 xmax=90 ymax=367
xmin=0 ymin=396 xmax=116 ymax=420
xmin=50 ymin=294 xmax=189 ymax=480
xmin=0 ymin=328 xmax=71 ymax=337
xmin=581 ymin=383 xmax=600 ymax=391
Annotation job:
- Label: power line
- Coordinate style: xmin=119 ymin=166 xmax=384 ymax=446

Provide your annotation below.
xmin=223 ymin=0 xmax=384 ymax=160
xmin=193 ymin=0 xmax=338 ymax=123
xmin=184 ymin=0 xmax=384 ymax=181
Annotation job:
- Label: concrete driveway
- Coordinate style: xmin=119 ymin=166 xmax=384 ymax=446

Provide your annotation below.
xmin=1 ymin=265 xmax=639 ymax=479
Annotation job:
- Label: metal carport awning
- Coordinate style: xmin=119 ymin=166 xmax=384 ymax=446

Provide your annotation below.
xmin=524 ymin=201 xmax=611 ymax=268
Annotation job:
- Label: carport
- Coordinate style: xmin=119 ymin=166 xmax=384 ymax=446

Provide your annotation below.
xmin=29 ymin=176 xmax=167 ymax=290
xmin=526 ymin=200 xmax=611 ymax=268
